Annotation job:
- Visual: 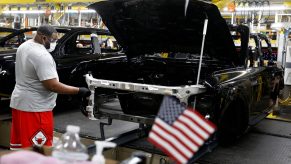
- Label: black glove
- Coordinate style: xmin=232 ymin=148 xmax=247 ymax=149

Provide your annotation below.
xmin=78 ymin=87 xmax=91 ymax=97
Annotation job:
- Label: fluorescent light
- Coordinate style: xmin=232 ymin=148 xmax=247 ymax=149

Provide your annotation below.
xmin=3 ymin=10 xmax=46 ymax=14
xmin=2 ymin=9 xmax=95 ymax=14
xmin=220 ymin=12 xmax=232 ymax=16
xmin=67 ymin=9 xmax=96 ymax=13
xmin=236 ymin=6 xmax=286 ymax=11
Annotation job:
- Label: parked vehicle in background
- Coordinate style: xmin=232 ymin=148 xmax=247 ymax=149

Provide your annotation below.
xmin=230 ymin=26 xmax=277 ymax=67
xmin=257 ymin=33 xmax=277 ymax=64
xmin=0 ymin=26 xmax=125 ymax=109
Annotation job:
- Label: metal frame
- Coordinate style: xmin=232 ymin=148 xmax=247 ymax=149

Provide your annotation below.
xmin=83 ymin=19 xmax=209 ymax=149
xmin=82 ymin=18 xmax=216 ymax=162
xmin=84 ymin=74 xmax=206 ymax=121
xmin=84 ymin=18 xmax=209 ymax=122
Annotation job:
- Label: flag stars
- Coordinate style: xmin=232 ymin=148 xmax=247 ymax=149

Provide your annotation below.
xmin=158 ymin=96 xmax=185 ymax=125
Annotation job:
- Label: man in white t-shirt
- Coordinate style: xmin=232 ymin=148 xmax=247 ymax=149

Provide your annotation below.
xmin=9 ymin=25 xmax=91 ymax=149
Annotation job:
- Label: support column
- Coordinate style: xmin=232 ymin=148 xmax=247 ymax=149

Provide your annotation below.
xmin=78 ymin=12 xmax=82 ymax=27
xmin=275 ymin=12 xmax=279 ymax=23
xmin=258 ymin=11 xmax=262 ymax=32
xmin=231 ymin=12 xmax=235 ymax=24
xmin=38 ymin=15 xmax=41 ymax=26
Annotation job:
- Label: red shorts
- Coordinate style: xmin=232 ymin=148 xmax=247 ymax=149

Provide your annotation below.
xmin=10 ymin=109 xmax=53 ymax=149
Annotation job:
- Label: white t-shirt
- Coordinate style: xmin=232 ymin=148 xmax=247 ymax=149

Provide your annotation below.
xmin=10 ymin=39 xmax=59 ymax=112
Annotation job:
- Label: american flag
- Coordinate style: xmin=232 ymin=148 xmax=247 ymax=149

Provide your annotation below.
xmin=148 ymin=96 xmax=216 ymax=164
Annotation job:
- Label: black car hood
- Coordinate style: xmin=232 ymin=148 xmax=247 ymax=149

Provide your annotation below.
xmin=89 ymin=0 xmax=240 ymax=65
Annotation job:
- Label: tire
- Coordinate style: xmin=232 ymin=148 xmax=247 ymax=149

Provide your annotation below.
xmin=218 ymin=98 xmax=248 ymax=146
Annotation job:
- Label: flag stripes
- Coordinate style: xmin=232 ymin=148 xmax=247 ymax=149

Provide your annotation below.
xmin=173 ymin=121 xmax=204 ymax=145
xmin=179 ymin=114 xmax=209 ymax=139
xmin=155 ymin=118 xmax=199 ymax=151
xmin=149 ymin=109 xmax=215 ymax=163
xmin=153 ymin=123 xmax=196 ymax=154
xmin=184 ymin=110 xmax=216 ymax=133
xmin=148 ymin=96 xmax=216 ymax=164
xmin=151 ymin=124 xmax=192 ymax=158
xmin=149 ymin=132 xmax=187 ymax=164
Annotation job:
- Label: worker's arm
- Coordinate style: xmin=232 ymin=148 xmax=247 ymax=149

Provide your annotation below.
xmin=42 ymin=78 xmax=79 ymax=95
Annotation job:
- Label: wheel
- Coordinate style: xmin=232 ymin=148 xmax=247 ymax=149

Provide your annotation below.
xmin=218 ymin=98 xmax=248 ymax=146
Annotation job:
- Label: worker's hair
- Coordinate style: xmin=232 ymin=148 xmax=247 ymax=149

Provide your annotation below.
xmin=37 ymin=25 xmax=57 ymax=37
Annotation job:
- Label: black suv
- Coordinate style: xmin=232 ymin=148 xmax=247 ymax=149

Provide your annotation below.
xmin=0 ymin=26 xmax=125 ymax=108
xmin=81 ymin=0 xmax=284 ymax=144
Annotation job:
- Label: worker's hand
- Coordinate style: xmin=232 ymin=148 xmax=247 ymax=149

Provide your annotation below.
xmin=78 ymin=87 xmax=91 ymax=97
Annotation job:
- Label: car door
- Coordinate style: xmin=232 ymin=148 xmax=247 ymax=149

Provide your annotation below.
xmin=249 ymin=67 xmax=270 ymax=112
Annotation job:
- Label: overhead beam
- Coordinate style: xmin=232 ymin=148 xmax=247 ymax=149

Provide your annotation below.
xmin=46 ymin=0 xmax=96 ymax=3
xmin=0 ymin=0 xmax=36 ymax=4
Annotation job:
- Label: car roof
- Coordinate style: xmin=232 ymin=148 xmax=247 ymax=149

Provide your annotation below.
xmin=0 ymin=26 xmax=111 ymax=45
xmin=0 ymin=27 xmax=18 ymax=33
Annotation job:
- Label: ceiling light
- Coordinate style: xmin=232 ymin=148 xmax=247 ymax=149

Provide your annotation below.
xmin=3 ymin=10 xmax=46 ymax=14
xmin=2 ymin=9 xmax=96 ymax=14
xmin=236 ymin=5 xmax=286 ymax=11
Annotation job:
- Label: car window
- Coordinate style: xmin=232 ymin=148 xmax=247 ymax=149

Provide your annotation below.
xmin=231 ymin=32 xmax=241 ymax=47
xmin=2 ymin=34 xmax=23 ymax=48
xmin=3 ymin=31 xmax=35 ymax=48
xmin=63 ymin=32 xmax=121 ymax=57
xmin=98 ymin=35 xmax=118 ymax=50
xmin=230 ymin=32 xmax=242 ymax=56
xmin=2 ymin=30 xmax=66 ymax=49
xmin=63 ymin=33 xmax=96 ymax=56
xmin=76 ymin=34 xmax=92 ymax=49
xmin=261 ymin=38 xmax=268 ymax=48
xmin=249 ymin=37 xmax=257 ymax=51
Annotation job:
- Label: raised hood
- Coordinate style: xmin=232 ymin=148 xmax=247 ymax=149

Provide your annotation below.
xmin=89 ymin=0 xmax=241 ymax=65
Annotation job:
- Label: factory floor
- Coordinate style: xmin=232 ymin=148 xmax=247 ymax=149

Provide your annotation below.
xmin=51 ymin=85 xmax=291 ymax=164
xmin=2 ymin=86 xmax=291 ymax=163
xmin=52 ymin=106 xmax=291 ymax=164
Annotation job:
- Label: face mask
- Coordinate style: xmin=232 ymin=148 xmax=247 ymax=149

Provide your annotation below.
xmin=42 ymin=38 xmax=50 ymax=49
xmin=47 ymin=42 xmax=57 ymax=52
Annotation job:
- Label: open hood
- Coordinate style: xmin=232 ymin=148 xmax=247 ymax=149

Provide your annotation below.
xmin=89 ymin=0 xmax=241 ymax=65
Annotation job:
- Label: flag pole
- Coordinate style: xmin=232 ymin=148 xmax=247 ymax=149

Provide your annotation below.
xmin=194 ymin=17 xmax=208 ymax=109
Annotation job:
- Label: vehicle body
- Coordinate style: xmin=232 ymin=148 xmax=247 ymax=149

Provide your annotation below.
xmin=80 ymin=0 xmax=284 ymax=144
xmin=0 ymin=26 xmax=124 ymax=108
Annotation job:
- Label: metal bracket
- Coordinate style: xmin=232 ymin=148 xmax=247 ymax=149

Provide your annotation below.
xmin=85 ymin=74 xmax=205 ymax=101
xmin=100 ymin=118 xmax=112 ymax=140
xmin=85 ymin=74 xmax=206 ymax=120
